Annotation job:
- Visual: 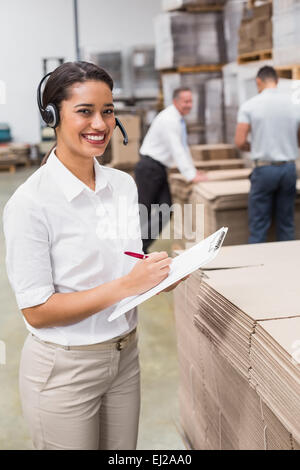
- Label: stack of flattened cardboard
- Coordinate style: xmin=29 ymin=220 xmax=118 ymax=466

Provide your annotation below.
xmin=190 ymin=143 xmax=237 ymax=161
xmin=174 ymin=241 xmax=300 ymax=449
xmin=190 ymin=179 xmax=251 ymax=245
xmin=168 ymin=168 xmax=251 ymax=249
xmin=238 ymin=3 xmax=272 ymax=55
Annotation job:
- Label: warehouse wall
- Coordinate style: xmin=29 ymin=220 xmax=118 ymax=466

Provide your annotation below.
xmin=0 ymin=0 xmax=162 ymax=144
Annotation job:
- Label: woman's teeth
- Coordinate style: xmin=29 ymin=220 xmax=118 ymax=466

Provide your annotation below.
xmin=83 ymin=134 xmax=105 ymax=142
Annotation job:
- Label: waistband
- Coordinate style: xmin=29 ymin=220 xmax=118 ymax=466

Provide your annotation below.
xmin=30 ymin=327 xmax=137 ymax=352
xmin=140 ymin=154 xmax=166 ymax=169
xmin=254 ymin=160 xmax=295 ymax=167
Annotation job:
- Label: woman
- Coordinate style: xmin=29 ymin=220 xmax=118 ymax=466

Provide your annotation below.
xmin=3 ymin=61 xmax=181 ymax=450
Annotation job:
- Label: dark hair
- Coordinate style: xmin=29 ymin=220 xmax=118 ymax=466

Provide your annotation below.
xmin=173 ymin=87 xmax=192 ymax=100
xmin=40 ymin=61 xmax=114 ymax=165
xmin=256 ymin=66 xmax=278 ymax=83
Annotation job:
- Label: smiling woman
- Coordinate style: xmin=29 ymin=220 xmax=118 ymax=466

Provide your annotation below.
xmin=2 ymin=61 xmax=180 ymax=450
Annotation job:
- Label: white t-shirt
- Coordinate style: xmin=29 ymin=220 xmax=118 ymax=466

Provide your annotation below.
xmin=237 ymin=88 xmax=300 ymax=161
xmin=3 ymin=149 xmax=143 ymax=346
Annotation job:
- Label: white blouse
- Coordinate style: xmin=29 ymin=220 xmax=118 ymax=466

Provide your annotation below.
xmin=3 ymin=149 xmax=143 ymax=345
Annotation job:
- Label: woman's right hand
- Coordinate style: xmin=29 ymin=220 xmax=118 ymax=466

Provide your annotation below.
xmin=124 ymin=251 xmax=172 ymax=296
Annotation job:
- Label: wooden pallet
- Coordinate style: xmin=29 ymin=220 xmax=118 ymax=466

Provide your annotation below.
xmin=276 ymin=65 xmax=300 ymax=80
xmin=161 ymin=64 xmax=223 ymax=74
xmin=238 ymin=49 xmax=273 ymax=65
xmin=0 ymin=163 xmax=16 ymax=173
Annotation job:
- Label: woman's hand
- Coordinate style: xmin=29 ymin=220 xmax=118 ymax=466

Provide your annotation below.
xmin=124 ymin=251 xmax=172 ymax=296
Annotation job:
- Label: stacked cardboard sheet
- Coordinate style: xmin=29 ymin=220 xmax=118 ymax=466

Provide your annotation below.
xmin=174 ymin=241 xmax=300 ymax=449
xmin=273 ymin=0 xmax=300 ymax=65
xmin=190 ymin=143 xmax=237 ymax=161
xmin=154 ymin=12 xmax=226 ymax=70
xmin=168 ymin=168 xmax=251 ymax=249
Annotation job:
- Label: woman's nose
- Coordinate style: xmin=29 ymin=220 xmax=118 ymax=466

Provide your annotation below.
xmin=91 ymin=113 xmax=106 ymax=130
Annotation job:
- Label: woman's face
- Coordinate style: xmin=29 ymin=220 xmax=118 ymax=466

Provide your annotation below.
xmin=56 ymin=80 xmax=115 ymax=158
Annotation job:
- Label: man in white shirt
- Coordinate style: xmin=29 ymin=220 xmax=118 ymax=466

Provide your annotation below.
xmin=135 ymin=87 xmax=206 ymax=252
xmin=235 ymin=66 xmax=300 ymax=243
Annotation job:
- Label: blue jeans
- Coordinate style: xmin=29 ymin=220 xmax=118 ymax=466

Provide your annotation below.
xmin=248 ymin=162 xmax=297 ymax=243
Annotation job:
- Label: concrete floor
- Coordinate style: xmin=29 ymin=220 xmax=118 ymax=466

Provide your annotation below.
xmin=0 ymin=165 xmax=185 ymax=450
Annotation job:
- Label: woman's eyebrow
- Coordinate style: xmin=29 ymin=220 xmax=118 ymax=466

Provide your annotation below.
xmin=74 ymin=103 xmax=114 ymax=108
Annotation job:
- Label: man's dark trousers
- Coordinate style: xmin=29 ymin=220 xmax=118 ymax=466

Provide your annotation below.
xmin=135 ymin=155 xmax=172 ymax=253
xmin=248 ymin=161 xmax=297 ymax=243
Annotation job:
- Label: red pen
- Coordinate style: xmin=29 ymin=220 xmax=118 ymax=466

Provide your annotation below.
xmin=124 ymin=251 xmax=149 ymax=260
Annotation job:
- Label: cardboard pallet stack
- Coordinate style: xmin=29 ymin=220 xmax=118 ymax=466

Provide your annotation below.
xmin=238 ymin=3 xmax=273 ymax=56
xmin=0 ymin=143 xmax=31 ymax=171
xmin=272 ymin=0 xmax=300 ymax=65
xmin=174 ymin=240 xmax=300 ymax=449
xmin=168 ymin=143 xmax=248 ymax=248
xmin=154 ymin=10 xmax=226 ymax=69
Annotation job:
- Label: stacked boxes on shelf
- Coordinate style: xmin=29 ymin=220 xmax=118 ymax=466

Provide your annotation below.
xmin=238 ymin=3 xmax=273 ymax=56
xmin=273 ymin=0 xmax=300 ymax=65
xmin=223 ymin=0 xmax=246 ymax=63
xmin=131 ymin=47 xmax=159 ymax=99
xmin=154 ymin=11 xmax=226 ymax=69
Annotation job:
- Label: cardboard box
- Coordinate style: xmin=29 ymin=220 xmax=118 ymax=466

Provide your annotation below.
xmin=190 ymin=144 xmax=237 ymax=161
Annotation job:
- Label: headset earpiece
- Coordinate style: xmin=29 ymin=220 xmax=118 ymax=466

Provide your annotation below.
xmin=37 ymin=72 xmax=60 ymax=128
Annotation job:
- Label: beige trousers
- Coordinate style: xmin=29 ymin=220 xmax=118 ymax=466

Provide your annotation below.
xmin=19 ymin=332 xmax=140 ymax=450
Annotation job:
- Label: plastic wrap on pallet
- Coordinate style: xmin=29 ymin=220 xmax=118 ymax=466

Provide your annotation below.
xmin=154 ymin=12 xmax=226 ymax=70
xmin=131 ymin=47 xmax=160 ymax=98
xmin=205 ymin=78 xmax=224 ymax=143
xmin=272 ymin=0 xmax=300 ymax=65
xmin=224 ymin=0 xmax=246 ymax=63
xmin=162 ymin=0 xmax=224 ymax=11
xmin=90 ymin=51 xmax=123 ymax=96
xmin=223 ymin=62 xmax=239 ymax=144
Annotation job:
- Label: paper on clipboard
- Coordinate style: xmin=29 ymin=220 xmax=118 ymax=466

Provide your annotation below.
xmin=108 ymin=227 xmax=228 ymax=322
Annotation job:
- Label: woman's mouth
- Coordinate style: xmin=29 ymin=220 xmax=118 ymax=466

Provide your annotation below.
xmin=81 ymin=133 xmax=106 ymax=145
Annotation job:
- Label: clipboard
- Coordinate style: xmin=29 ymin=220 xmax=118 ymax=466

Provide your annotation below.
xmin=108 ymin=227 xmax=228 ymax=322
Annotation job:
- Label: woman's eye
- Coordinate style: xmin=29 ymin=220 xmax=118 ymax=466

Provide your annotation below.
xmin=78 ymin=109 xmax=91 ymax=115
xmin=104 ymin=109 xmax=114 ymax=115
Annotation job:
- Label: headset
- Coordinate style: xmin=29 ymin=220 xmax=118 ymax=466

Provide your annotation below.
xmin=37 ymin=72 xmax=128 ymax=145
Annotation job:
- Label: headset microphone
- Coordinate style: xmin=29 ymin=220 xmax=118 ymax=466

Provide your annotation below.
xmin=115 ymin=117 xmax=129 ymax=146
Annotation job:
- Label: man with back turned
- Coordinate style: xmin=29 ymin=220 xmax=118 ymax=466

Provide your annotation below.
xmin=135 ymin=87 xmax=206 ymax=253
xmin=235 ymin=66 xmax=300 ymax=243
